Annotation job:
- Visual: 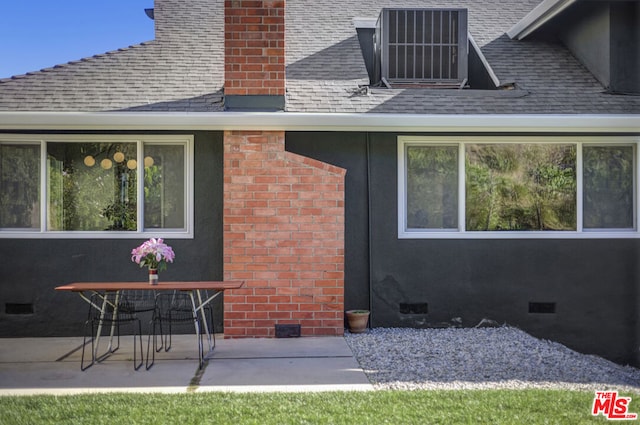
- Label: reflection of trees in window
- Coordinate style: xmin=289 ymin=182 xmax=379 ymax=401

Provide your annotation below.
xmin=466 ymin=144 xmax=576 ymax=231
xmin=583 ymin=146 xmax=634 ymax=229
xmin=102 ymin=156 xmax=138 ymax=231
xmin=47 ymin=142 xmax=137 ymax=231
xmin=406 ymin=145 xmax=458 ymax=229
xmin=0 ymin=144 xmax=40 ymax=228
xmin=144 ymin=145 xmax=185 ymax=229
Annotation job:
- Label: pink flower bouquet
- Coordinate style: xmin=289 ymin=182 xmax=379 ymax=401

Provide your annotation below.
xmin=131 ymin=238 xmax=175 ymax=271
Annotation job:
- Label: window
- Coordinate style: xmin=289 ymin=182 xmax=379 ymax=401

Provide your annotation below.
xmin=143 ymin=144 xmax=186 ymax=230
xmin=465 ymin=143 xmax=577 ymax=231
xmin=398 ymin=137 xmax=639 ymax=238
xmin=583 ymin=146 xmax=635 ymax=230
xmin=0 ymin=143 xmax=40 ymax=229
xmin=406 ymin=145 xmax=458 ymax=229
xmin=47 ymin=141 xmax=139 ymax=231
xmin=0 ymin=135 xmax=193 ymax=238
xmin=377 ymin=8 xmax=468 ymax=85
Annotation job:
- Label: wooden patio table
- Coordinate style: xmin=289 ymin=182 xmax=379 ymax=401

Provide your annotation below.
xmin=55 ymin=281 xmax=244 ymax=367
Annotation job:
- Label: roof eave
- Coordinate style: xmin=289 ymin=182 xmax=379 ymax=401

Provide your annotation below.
xmin=507 ymin=0 xmax=578 ymax=40
xmin=0 ymin=111 xmax=637 ymax=133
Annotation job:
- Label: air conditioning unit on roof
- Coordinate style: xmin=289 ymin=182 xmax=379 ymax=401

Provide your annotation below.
xmin=375 ymin=8 xmax=468 ymax=87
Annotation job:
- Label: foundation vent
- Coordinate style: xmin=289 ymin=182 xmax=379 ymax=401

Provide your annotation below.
xmin=400 ymin=302 xmax=429 ymax=314
xmin=5 ymin=303 xmax=34 ymax=315
xmin=275 ymin=324 xmax=301 ymax=338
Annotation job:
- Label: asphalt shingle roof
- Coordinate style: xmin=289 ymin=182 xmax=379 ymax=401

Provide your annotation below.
xmin=285 ymin=0 xmax=639 ymax=114
xmin=0 ymin=0 xmax=638 ymax=114
xmin=0 ymin=0 xmax=224 ymax=112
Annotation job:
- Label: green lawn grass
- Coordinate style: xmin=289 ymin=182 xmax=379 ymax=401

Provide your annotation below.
xmin=1 ymin=389 xmax=631 ymax=425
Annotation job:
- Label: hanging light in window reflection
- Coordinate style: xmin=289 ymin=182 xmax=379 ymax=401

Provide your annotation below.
xmin=83 ymin=155 xmax=96 ymax=167
xmin=81 ymin=153 xmax=151 ymax=170
xmin=127 ymin=159 xmax=137 ymax=170
xmin=113 ymin=152 xmax=125 ymax=163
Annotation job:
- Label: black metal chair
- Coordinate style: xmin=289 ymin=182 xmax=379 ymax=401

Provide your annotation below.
xmin=81 ymin=292 xmax=144 ymax=371
xmin=119 ymin=289 xmax=157 ymax=318
xmin=146 ymin=291 xmax=204 ymax=370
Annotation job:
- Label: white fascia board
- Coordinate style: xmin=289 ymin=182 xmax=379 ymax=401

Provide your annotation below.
xmin=0 ymin=111 xmax=638 ymax=133
xmin=507 ymin=0 xmax=577 ymax=40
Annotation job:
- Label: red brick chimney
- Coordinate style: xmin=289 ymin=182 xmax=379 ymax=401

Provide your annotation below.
xmin=222 ymin=1 xmax=345 ymax=339
xmin=224 ymin=0 xmax=286 ymax=111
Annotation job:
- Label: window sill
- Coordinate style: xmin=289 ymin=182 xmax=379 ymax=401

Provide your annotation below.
xmin=398 ymin=230 xmax=640 ymax=239
xmin=0 ymin=230 xmax=194 ymax=239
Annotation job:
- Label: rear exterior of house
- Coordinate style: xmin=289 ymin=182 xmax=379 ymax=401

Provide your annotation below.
xmin=0 ymin=0 xmax=639 ymax=366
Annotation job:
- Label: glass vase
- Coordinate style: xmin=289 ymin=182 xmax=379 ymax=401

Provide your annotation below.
xmin=149 ymin=268 xmax=158 ymax=285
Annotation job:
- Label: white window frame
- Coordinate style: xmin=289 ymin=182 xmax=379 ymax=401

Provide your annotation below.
xmin=0 ymin=134 xmax=194 ymax=239
xmin=398 ymin=135 xmax=640 ymax=239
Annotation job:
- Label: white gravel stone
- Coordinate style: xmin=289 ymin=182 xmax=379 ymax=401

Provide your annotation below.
xmin=344 ymin=327 xmax=640 ymax=392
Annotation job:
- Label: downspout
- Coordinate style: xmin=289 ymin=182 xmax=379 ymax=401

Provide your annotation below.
xmin=366 ymin=132 xmax=373 ymax=327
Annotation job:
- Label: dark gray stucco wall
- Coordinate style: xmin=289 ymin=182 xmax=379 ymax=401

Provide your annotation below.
xmin=558 ymin=1 xmax=611 ymax=88
xmin=288 ymin=131 xmax=640 ymax=366
xmin=0 ymin=131 xmax=224 ymax=336
xmin=610 ymin=1 xmax=640 ymax=94
xmin=555 ymin=1 xmax=639 ymax=94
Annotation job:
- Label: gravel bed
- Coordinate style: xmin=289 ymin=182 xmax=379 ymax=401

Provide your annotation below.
xmin=344 ymin=327 xmax=640 ymax=392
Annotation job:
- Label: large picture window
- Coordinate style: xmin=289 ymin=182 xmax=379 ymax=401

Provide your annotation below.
xmin=47 ymin=141 xmax=138 ymax=231
xmin=398 ymin=137 xmax=638 ymax=238
xmin=0 ymin=135 xmax=193 ymax=238
xmin=465 ymin=143 xmax=577 ymax=231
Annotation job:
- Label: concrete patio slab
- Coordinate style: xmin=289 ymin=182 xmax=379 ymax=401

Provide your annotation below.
xmin=199 ymin=337 xmax=371 ymax=392
xmin=0 ymin=335 xmax=373 ymax=395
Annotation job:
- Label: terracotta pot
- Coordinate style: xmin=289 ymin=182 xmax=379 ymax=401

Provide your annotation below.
xmin=346 ymin=310 xmax=370 ymax=333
